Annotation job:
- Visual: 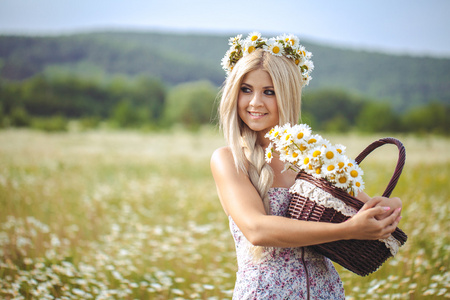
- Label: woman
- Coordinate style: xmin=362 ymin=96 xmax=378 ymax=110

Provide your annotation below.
xmin=211 ymin=33 xmax=402 ymax=299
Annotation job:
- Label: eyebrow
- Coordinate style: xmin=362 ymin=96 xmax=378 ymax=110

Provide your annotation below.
xmin=241 ymin=83 xmax=274 ymax=89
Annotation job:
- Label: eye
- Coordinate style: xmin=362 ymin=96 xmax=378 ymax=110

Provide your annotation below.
xmin=240 ymin=86 xmax=252 ymax=93
xmin=264 ymin=89 xmax=276 ymax=96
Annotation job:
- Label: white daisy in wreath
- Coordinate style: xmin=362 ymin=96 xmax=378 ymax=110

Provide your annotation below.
xmin=248 ymin=31 xmax=262 ymax=42
xmin=266 ymin=39 xmax=284 ymax=56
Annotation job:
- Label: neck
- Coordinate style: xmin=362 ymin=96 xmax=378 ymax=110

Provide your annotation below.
xmin=257 ymin=132 xmax=271 ymax=149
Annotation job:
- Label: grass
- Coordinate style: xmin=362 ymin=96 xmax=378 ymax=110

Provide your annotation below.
xmin=0 ymin=128 xmax=449 ymax=299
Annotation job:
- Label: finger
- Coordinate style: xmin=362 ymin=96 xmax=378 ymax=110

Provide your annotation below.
xmin=366 ymin=206 xmax=391 ymax=218
xmin=380 ymin=208 xmax=402 ymax=227
xmin=361 ymin=197 xmax=384 ymax=211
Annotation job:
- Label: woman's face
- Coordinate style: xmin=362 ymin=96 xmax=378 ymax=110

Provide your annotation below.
xmin=238 ymin=68 xmax=279 ymax=141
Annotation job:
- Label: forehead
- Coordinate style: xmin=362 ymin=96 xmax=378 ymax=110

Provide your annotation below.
xmin=242 ymin=69 xmax=273 ymax=86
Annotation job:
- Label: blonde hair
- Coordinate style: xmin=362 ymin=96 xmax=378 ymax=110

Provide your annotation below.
xmin=219 ymin=50 xmax=303 ymax=214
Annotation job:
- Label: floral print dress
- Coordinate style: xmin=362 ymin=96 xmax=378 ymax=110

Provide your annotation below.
xmin=229 ymin=188 xmax=345 ymax=299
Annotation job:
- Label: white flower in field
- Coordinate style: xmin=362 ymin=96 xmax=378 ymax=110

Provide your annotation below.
xmin=172 ymin=288 xmax=184 ymax=295
xmin=50 ymin=234 xmax=61 ymax=247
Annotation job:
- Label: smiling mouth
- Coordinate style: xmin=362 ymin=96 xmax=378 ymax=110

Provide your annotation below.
xmin=248 ymin=112 xmax=267 ymax=117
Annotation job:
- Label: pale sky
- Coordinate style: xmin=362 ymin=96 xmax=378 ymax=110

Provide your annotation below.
xmin=1 ymin=0 xmax=449 ymax=57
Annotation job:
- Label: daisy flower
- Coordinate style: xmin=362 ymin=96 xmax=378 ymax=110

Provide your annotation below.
xmin=347 ymin=164 xmax=364 ymax=179
xmin=243 ymin=40 xmax=258 ymax=56
xmin=301 ymin=60 xmax=315 ymax=73
xmin=335 ymin=154 xmax=350 ymax=172
xmin=266 ymin=39 xmax=284 ymax=56
xmin=334 ymin=144 xmax=346 ymax=155
xmin=335 ymin=172 xmax=350 ymax=189
xmin=291 ymin=123 xmax=312 ymax=143
xmin=302 ymin=74 xmax=312 ymax=86
xmin=228 ymin=34 xmax=242 ymax=46
xmin=307 ymin=134 xmax=322 ymax=147
xmin=265 ymin=143 xmax=274 ymax=163
xmin=265 ymin=125 xmax=282 ymax=141
xmin=351 ymin=177 xmax=365 ymax=196
xmin=248 ymin=31 xmax=261 ymax=42
xmin=322 ymin=161 xmax=339 ymax=177
xmin=322 ymin=146 xmax=339 ymax=163
xmin=284 ymin=33 xmax=300 ymax=48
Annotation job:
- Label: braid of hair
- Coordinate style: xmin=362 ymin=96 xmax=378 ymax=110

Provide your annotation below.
xmin=241 ymin=127 xmax=274 ymax=214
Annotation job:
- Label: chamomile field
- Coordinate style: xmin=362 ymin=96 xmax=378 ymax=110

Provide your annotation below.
xmin=0 ymin=128 xmax=449 ymax=299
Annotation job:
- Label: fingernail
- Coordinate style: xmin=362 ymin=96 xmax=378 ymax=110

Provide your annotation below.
xmin=383 ymin=206 xmax=391 ymax=211
xmin=396 ymin=208 xmax=402 ymax=213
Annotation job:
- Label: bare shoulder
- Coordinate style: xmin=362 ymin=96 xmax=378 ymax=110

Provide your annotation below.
xmin=210 ymin=146 xmax=239 ymax=179
xmin=211 ymin=146 xmax=233 ymax=168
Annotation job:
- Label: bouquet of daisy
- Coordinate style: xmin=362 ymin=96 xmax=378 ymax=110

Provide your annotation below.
xmin=265 ymin=123 xmax=365 ymax=196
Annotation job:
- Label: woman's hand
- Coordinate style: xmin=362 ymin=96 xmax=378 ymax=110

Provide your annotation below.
xmin=345 ymin=197 xmax=402 ymax=240
xmin=372 ymin=196 xmax=402 ymax=220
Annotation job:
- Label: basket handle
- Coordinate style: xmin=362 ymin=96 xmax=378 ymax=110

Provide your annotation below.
xmin=354 ymin=137 xmax=406 ymax=198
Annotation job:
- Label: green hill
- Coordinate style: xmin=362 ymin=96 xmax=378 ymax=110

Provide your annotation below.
xmin=0 ymin=31 xmax=449 ymax=112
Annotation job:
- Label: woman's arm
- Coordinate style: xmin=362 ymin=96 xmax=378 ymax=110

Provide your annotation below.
xmin=211 ymin=147 xmax=402 ymax=248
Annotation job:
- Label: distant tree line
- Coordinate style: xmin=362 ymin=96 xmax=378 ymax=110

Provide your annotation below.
xmin=0 ymin=74 xmax=448 ymax=135
xmin=1 ymin=32 xmax=449 ymax=113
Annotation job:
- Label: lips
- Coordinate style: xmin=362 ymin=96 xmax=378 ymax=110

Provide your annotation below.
xmin=248 ymin=111 xmax=267 ymax=117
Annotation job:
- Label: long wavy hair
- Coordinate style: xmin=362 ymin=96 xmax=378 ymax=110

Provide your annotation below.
xmin=219 ymin=49 xmax=303 ymax=214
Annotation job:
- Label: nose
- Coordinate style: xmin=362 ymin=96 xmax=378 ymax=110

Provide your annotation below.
xmin=249 ymin=92 xmax=263 ymax=107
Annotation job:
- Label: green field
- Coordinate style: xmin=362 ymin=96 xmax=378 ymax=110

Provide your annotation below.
xmin=0 ymin=128 xmax=449 ymax=299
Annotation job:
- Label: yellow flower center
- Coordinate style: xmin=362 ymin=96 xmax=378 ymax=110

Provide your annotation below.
xmin=316 ymin=168 xmax=321 ymax=175
xmin=326 ymin=151 xmax=334 ymax=159
xmin=251 ymin=35 xmax=258 ymax=41
xmin=273 ymin=46 xmax=280 ymax=54
xmin=338 ymin=162 xmax=345 ymax=169
xmin=308 ymin=138 xmax=317 ymax=144
xmin=292 ymin=152 xmax=298 ymax=158
xmin=297 ymin=132 xmax=304 ymax=139
xmin=356 ymin=182 xmax=361 ymax=187
xmin=327 ymin=165 xmax=335 ymax=171
xmin=285 ymin=134 xmax=291 ymax=141
xmin=295 ymin=59 xmax=300 ymax=65
xmin=267 ymin=152 xmax=272 ymax=159
xmin=248 ymin=46 xmax=255 ymax=53
xmin=308 ymin=165 xmax=313 ymax=170
xmin=350 ymin=170 xmax=359 ymax=178
xmin=337 ymin=149 xmax=342 ymax=154
xmin=304 ymin=157 xmax=309 ymax=165
xmin=339 ymin=177 xmax=347 ymax=184
xmin=313 ymin=150 xmax=321 ymax=157
xmin=274 ymin=131 xmax=279 ymax=137
xmin=348 ymin=163 xmax=354 ymax=167
xmin=299 ymin=144 xmax=307 ymax=151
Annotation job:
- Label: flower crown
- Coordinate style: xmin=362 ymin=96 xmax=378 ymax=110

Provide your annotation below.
xmin=221 ymin=32 xmax=314 ymax=86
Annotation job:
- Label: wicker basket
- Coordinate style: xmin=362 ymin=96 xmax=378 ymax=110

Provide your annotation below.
xmin=287 ymin=137 xmax=408 ymax=276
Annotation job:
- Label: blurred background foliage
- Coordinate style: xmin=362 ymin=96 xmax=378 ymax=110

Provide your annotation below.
xmin=0 ymin=31 xmax=449 ymax=134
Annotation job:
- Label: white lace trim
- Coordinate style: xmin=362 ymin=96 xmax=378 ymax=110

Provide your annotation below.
xmin=289 ymin=179 xmax=400 ymax=256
